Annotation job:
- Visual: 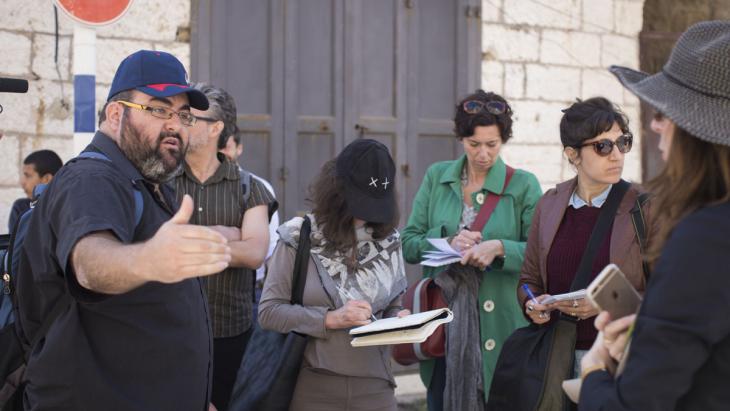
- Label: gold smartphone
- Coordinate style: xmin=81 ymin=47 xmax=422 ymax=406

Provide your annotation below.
xmin=586 ymin=263 xmax=642 ymax=320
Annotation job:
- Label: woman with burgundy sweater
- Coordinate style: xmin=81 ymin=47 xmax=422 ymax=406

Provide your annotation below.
xmin=517 ymin=97 xmax=654 ymax=377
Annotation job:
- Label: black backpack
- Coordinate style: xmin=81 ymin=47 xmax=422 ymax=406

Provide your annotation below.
xmin=0 ymin=151 xmax=144 ymax=411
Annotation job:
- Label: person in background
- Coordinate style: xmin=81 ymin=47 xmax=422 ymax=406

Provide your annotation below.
xmin=401 ymin=89 xmax=543 ymax=410
xmin=8 ymin=149 xmax=63 ymax=232
xmin=172 ymin=83 xmax=276 ymax=411
xmin=258 ymin=139 xmax=409 ymax=411
xmin=578 ymin=20 xmax=730 ymax=411
xmin=218 ymin=132 xmax=279 ymax=322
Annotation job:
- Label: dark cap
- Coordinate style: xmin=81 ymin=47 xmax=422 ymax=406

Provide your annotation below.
xmin=107 ymin=50 xmax=209 ymax=110
xmin=335 ymin=139 xmax=396 ymax=224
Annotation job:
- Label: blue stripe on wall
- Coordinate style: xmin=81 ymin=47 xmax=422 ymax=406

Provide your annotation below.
xmin=74 ymin=74 xmax=96 ymax=133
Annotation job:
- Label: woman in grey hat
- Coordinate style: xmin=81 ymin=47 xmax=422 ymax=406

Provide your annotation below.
xmin=578 ymin=20 xmax=730 ymax=410
xmin=258 ymin=139 xmax=409 ymax=411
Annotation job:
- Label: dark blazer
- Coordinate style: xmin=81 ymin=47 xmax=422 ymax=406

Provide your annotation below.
xmin=517 ymin=178 xmax=653 ymax=310
xmin=579 ymin=200 xmax=730 ymax=411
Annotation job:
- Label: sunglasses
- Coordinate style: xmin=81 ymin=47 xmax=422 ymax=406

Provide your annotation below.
xmin=579 ymin=133 xmax=633 ymax=156
xmin=463 ymin=100 xmax=507 ymax=115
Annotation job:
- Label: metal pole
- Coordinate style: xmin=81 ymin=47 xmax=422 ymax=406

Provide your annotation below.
xmin=73 ymin=25 xmax=96 ymax=155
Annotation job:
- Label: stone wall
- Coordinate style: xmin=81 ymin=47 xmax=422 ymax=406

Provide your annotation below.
xmin=480 ymin=0 xmax=646 ymax=190
xmin=0 ymin=0 xmax=191 ymax=233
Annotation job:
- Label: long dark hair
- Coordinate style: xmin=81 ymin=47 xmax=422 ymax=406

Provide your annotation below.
xmin=309 ymin=159 xmax=399 ymax=265
xmin=647 ymin=126 xmax=730 ymax=264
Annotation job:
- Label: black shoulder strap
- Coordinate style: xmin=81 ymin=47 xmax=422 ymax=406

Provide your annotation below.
xmin=290 ymin=216 xmax=312 ymax=305
xmin=570 ymin=180 xmax=631 ymax=292
xmin=630 ymin=192 xmax=651 ymax=279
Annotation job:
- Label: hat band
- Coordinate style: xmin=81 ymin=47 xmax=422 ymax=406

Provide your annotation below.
xmin=662 ymin=68 xmax=730 ymax=101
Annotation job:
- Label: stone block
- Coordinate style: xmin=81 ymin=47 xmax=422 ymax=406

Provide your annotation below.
xmin=500 ymin=143 xmax=564 ymax=186
xmin=34 ymin=80 xmax=74 ymax=137
xmin=0 ymin=188 xmax=26 ymax=234
xmin=0 ymin=82 xmax=40 ymax=134
xmin=96 ymin=0 xmax=191 ymax=43
xmin=482 ymin=24 xmax=540 ymax=62
xmin=601 ymin=34 xmax=638 ymax=68
xmin=0 ymin=1 xmax=74 ymax=34
xmin=504 ymin=63 xmax=525 ymax=99
xmin=22 ymin=135 xmax=75 ymax=163
xmin=510 ymin=100 xmax=566 ymax=144
xmin=614 ymin=0 xmax=644 ymax=37
xmin=481 ymin=60 xmax=504 ymax=95
xmin=0 ymin=135 xmax=21 ymax=186
xmin=96 ymin=38 xmax=155 ymax=84
xmin=541 ymin=30 xmax=601 ymax=67
xmin=581 ymin=69 xmax=624 ymax=105
xmin=32 ymin=34 xmax=72 ymax=81
xmin=525 ymin=64 xmax=581 ymax=101
xmin=481 ymin=0 xmax=502 ymax=22
xmin=504 ymin=0 xmax=581 ymax=30
xmin=0 ymin=31 xmax=32 ymax=76
xmin=581 ymin=0 xmax=614 ymax=33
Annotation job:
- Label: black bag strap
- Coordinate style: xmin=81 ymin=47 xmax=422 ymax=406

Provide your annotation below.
xmin=290 ymin=216 xmax=312 ymax=305
xmin=630 ymin=193 xmax=651 ymax=279
xmin=569 ymin=180 xmax=631 ymax=292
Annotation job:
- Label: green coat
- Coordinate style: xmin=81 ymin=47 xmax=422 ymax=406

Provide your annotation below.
xmin=401 ymin=155 xmax=542 ymax=402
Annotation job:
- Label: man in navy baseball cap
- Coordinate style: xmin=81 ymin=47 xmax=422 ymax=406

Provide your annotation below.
xmin=108 ymin=49 xmax=208 ymax=110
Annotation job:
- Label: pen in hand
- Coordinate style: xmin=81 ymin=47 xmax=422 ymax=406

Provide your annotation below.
xmin=521 ymin=284 xmax=547 ymax=320
xmin=337 ymin=286 xmax=378 ymax=322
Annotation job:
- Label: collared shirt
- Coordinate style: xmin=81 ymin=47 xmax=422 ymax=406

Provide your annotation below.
xmin=569 ymin=184 xmax=613 ymax=209
xmin=173 ymin=154 xmax=276 ymax=338
xmin=17 ymin=132 xmax=212 ymax=411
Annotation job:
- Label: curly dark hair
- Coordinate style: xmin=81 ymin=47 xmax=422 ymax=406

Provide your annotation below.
xmin=454 ymin=89 xmax=513 ymax=142
xmin=308 ymin=159 xmax=399 ymax=264
xmin=559 ymin=97 xmax=629 ymax=149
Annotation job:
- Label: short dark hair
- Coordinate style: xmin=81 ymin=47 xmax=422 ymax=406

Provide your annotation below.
xmin=308 ymin=159 xmax=399 ymax=267
xmin=454 ymin=89 xmax=513 ymax=142
xmin=24 ymin=149 xmax=63 ymax=177
xmin=190 ymin=83 xmax=239 ymax=150
xmin=559 ymin=97 xmax=629 ymax=148
xmin=98 ymin=90 xmax=134 ymax=127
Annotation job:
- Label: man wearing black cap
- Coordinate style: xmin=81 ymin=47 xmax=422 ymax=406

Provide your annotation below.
xmin=15 ymin=50 xmax=230 ymax=411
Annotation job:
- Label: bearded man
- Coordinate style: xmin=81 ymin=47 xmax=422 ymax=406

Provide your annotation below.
xmin=15 ymin=50 xmax=230 ymax=411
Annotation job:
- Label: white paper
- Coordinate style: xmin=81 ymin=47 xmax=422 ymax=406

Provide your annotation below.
xmin=420 ymin=238 xmax=463 ymax=267
xmin=349 ymin=308 xmax=451 ymax=335
xmin=541 ymin=289 xmax=587 ymax=305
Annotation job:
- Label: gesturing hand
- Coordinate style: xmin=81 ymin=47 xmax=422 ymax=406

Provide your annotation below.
xmin=325 ymin=300 xmax=373 ymax=329
xmin=138 ymin=195 xmax=231 ymax=283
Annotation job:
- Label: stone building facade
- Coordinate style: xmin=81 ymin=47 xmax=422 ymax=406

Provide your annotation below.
xmin=2 ymin=0 xmax=723 ymax=232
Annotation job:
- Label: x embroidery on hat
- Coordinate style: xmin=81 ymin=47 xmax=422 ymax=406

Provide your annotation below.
xmin=382 ymin=178 xmax=390 ymax=190
xmin=369 ymin=177 xmax=379 ymax=188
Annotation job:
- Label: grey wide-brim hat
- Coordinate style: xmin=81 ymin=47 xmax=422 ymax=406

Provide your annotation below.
xmin=609 ymin=20 xmax=730 ymax=147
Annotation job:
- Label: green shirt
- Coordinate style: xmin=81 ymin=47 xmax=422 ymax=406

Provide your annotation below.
xmin=401 ymin=154 xmax=542 ymax=401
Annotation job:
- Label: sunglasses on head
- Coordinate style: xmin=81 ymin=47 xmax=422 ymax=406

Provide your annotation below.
xmin=463 ymin=100 xmax=507 ymax=115
xmin=578 ymin=133 xmax=633 ymax=156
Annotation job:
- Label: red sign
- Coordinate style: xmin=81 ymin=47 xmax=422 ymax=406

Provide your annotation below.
xmin=54 ymin=0 xmax=134 ymax=26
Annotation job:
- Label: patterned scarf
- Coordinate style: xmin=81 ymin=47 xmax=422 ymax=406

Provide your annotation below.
xmin=278 ymin=215 xmax=408 ymax=313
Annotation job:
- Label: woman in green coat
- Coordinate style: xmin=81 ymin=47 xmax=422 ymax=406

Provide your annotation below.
xmin=401 ymin=89 xmax=542 ymax=410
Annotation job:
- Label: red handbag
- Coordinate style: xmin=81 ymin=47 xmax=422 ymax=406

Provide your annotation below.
xmin=392 ymin=165 xmax=515 ymax=366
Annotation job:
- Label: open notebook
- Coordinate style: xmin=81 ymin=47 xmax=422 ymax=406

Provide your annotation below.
xmin=349 ymin=308 xmax=454 ymax=347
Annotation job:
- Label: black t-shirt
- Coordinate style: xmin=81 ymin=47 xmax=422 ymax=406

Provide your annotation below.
xmin=16 ymin=132 xmax=212 ymax=411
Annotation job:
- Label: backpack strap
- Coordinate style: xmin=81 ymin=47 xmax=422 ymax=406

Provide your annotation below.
xmin=239 ymin=168 xmax=252 ymax=207
xmin=75 ymin=151 xmax=144 ymax=227
xmin=630 ymin=192 xmax=652 ymax=280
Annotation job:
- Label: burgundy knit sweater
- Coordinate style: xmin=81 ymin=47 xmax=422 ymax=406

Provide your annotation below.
xmin=546 ymin=206 xmax=611 ymax=350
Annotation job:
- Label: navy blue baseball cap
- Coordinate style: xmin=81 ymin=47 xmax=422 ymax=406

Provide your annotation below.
xmin=107 ymin=50 xmax=209 ymax=110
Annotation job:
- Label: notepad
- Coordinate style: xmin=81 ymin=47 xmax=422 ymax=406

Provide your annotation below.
xmin=420 ymin=239 xmax=463 ymax=267
xmin=349 ymin=308 xmax=454 ymax=347
xmin=541 ymin=289 xmax=587 ymax=305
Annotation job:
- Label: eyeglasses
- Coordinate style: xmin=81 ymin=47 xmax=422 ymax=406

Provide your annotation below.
xmin=579 ymin=133 xmax=633 ymax=156
xmin=463 ymin=100 xmax=507 ymax=115
xmin=117 ymin=100 xmax=197 ymax=126
xmin=194 ymin=115 xmax=220 ymax=123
